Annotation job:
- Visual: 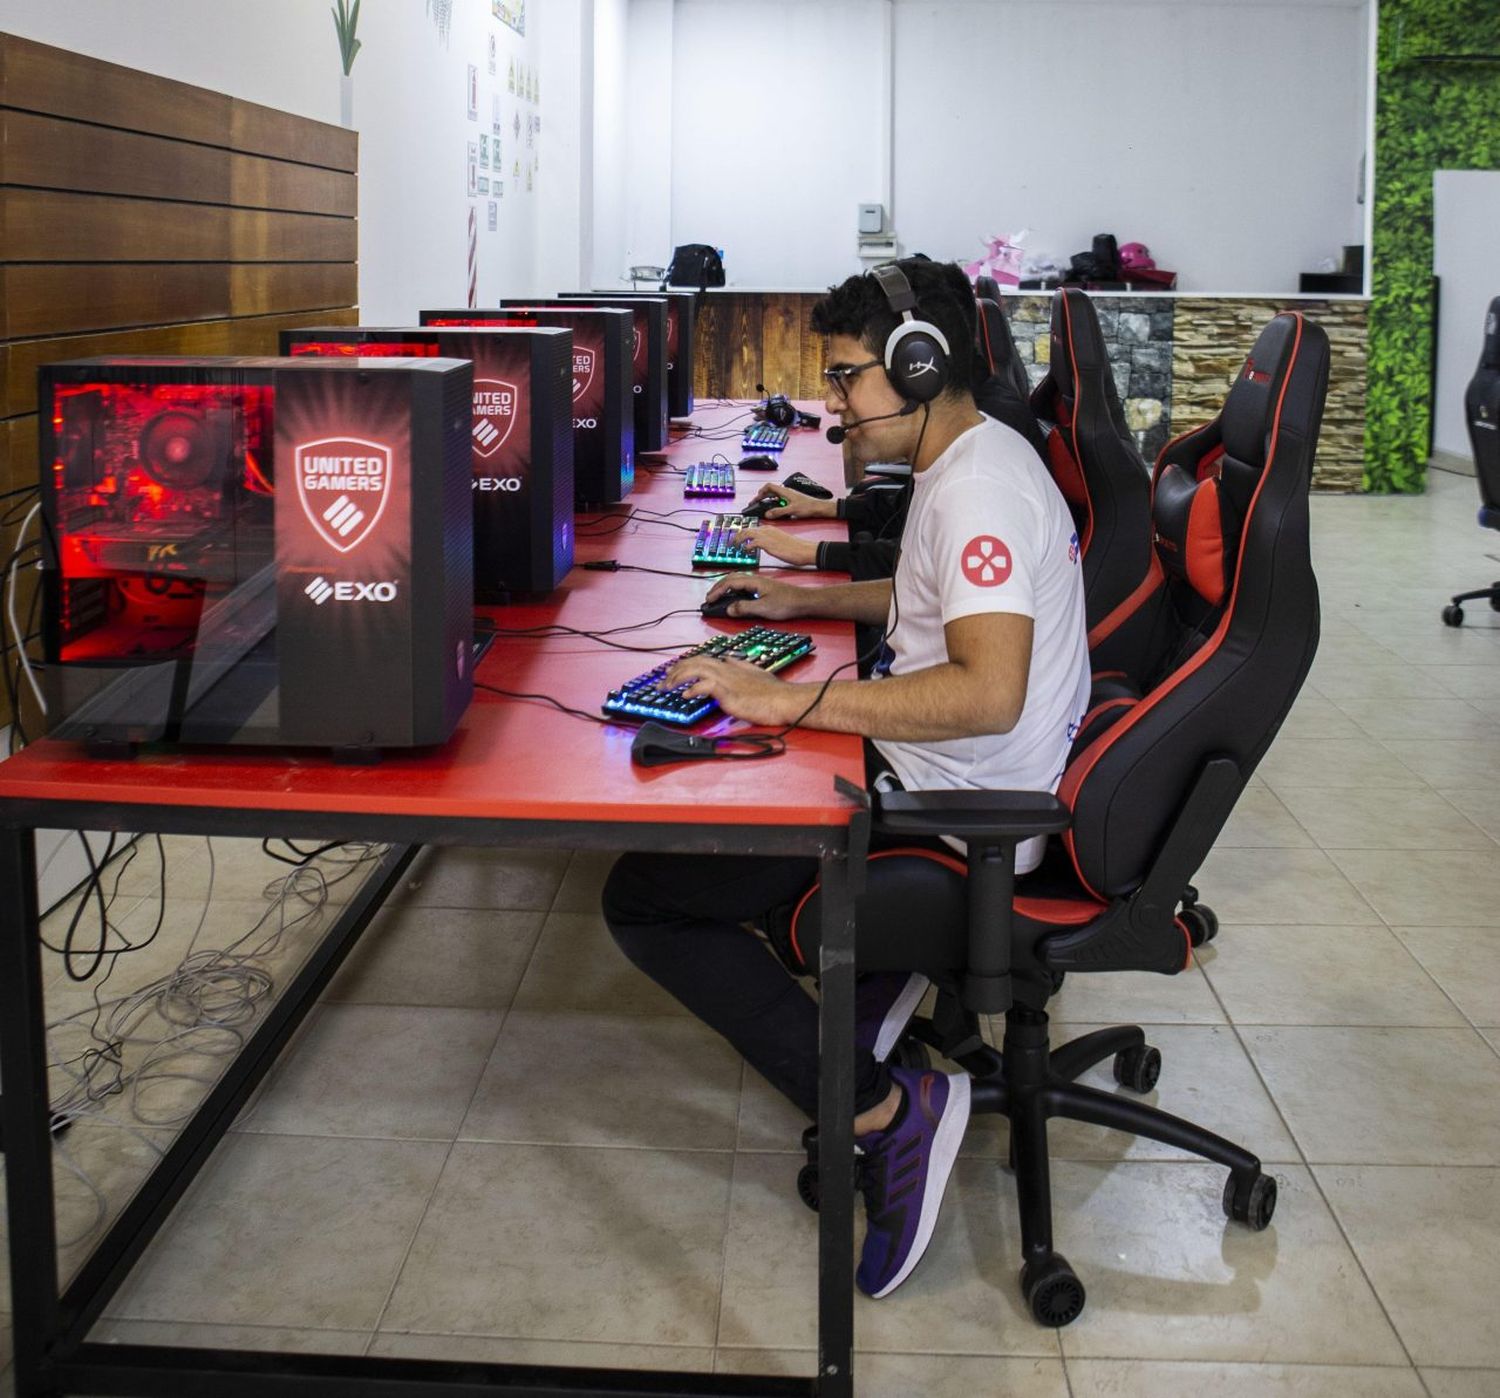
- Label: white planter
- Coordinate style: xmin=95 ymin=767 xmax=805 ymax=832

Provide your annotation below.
xmin=339 ymin=73 xmax=354 ymax=129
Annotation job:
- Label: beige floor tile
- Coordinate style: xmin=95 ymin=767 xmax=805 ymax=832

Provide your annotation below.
xmin=458 ymin=1010 xmax=742 ymax=1150
xmin=89 ymin=1318 xmax=369 ymax=1354
xmin=1384 ymin=739 xmax=1500 ymax=790
xmin=106 ymin=1133 xmax=448 ymax=1329
xmin=1332 ymin=697 xmax=1500 ymax=742
xmin=1242 ymin=1026 xmax=1500 ymax=1164
xmin=239 ymin=1004 xmax=501 ymax=1140
xmin=1044 ymin=1023 xmax=1300 ymax=1163
xmin=1303 ymin=661 xmax=1455 ymax=700
xmin=1045 ymin=961 xmax=1227 ymax=1025
xmin=1388 ymin=926 xmax=1500 ymax=1028
xmin=1273 ymin=696 xmax=1370 ymax=743
xmin=511 ymin=910 xmax=692 ymax=1015
xmin=111 ymin=835 xmax=386 ymax=906
xmin=1189 ymin=848 xmax=1377 ymax=925
xmin=386 ymin=846 xmax=571 ymax=911
xmin=1274 ymin=786 xmax=1493 ymax=850
xmin=323 ymin=906 xmax=543 ymax=1008
xmin=1412 ymin=666 xmax=1500 ymax=699
xmin=381 ymin=1142 xmax=732 ymax=1345
xmin=1441 ymin=788 xmax=1500 ymax=842
xmin=715 ymin=1348 xmax=1069 ymax=1394
xmin=550 ymin=849 xmax=622 ymax=913
xmin=1199 ymin=925 xmax=1466 ymax=1026
xmin=717 ymin=1152 xmax=1059 ymax=1357
xmin=1213 ymin=788 xmax=1316 ymax=849
xmin=1327 ymin=848 xmax=1500 ymax=927
xmin=1258 ymin=739 xmax=1426 ymax=791
xmin=1420 ymin=1369 xmax=1500 ymax=1397
xmin=1067 ymin=1359 xmax=1425 ymax=1397
xmin=1318 ymin=1165 xmax=1500 ymax=1368
xmin=1053 ymin=1163 xmax=1405 ymax=1363
xmin=369 ymin=1332 xmax=713 ymax=1372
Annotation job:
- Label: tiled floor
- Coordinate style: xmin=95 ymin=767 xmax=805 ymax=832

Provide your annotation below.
xmin=5 ymin=468 xmax=1500 ymax=1396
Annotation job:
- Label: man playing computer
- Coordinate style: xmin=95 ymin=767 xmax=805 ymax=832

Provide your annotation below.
xmin=602 ymin=258 xmax=1088 ymax=1299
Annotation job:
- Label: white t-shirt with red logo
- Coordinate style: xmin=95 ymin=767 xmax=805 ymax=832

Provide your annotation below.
xmin=871 ymin=415 xmax=1089 ymax=874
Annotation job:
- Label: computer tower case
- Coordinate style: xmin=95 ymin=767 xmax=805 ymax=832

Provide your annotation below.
xmin=569 ymin=289 xmax=696 ymax=420
xmin=39 ymin=355 xmax=474 ymax=755
xmin=510 ymin=297 xmax=668 ymax=453
xmin=282 ymin=326 xmax=574 ymax=600
xmin=421 ymin=306 xmax=633 ymax=505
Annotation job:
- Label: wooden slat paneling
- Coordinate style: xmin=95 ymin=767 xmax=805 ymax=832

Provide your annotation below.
xmin=231 ymin=98 xmax=356 ymax=172
xmin=230 ymin=152 xmax=356 ymax=217
xmin=725 ymin=297 xmax=764 ymax=400
xmin=1 ymin=414 xmax=38 ymax=497
xmin=0 ymin=265 xmax=230 ymax=339
xmin=761 ymin=297 xmax=801 ymax=398
xmin=797 ymin=297 xmax=827 ymax=399
xmin=228 ymin=209 xmax=357 ymax=263
xmin=228 ymin=264 xmax=357 ymax=318
xmin=0 ymin=32 xmax=229 ymax=145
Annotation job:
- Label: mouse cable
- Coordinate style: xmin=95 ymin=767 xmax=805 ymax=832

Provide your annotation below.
xmin=475 ymin=681 xmax=614 ymax=725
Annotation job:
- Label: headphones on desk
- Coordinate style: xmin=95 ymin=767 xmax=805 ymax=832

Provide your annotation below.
xmin=756 ymin=387 xmax=822 ymax=430
xmin=870 ymin=262 xmax=952 ymax=403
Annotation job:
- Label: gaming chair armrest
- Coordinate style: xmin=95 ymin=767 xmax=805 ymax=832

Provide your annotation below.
xmin=874 ymin=789 xmax=1070 ymax=1015
xmin=873 ymin=788 xmax=1071 ymax=843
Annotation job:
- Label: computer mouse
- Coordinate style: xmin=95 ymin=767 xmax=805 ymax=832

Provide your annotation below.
xmin=700 ymin=588 xmax=760 ymax=618
xmin=740 ymin=496 xmax=785 ymax=521
xmin=738 ymin=454 xmax=779 ymax=471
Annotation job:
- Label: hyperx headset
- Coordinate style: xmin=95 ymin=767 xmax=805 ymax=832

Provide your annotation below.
xmin=870 ymin=261 xmax=952 ymax=403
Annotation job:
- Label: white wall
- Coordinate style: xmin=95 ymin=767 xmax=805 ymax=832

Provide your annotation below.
xmin=1433 ymin=170 xmax=1500 ymax=462
xmin=591 ymin=0 xmax=633 ymax=287
xmin=650 ymin=0 xmax=1370 ymax=293
xmin=2 ymin=0 xmax=586 ymax=319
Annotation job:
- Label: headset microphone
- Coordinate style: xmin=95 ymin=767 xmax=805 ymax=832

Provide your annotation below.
xmin=825 ymin=400 xmax=919 ymax=445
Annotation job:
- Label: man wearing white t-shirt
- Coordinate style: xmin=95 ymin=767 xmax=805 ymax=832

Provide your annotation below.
xmin=603 ymin=259 xmax=1088 ymax=1299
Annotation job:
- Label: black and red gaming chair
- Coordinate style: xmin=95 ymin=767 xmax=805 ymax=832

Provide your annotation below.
xmin=1442 ymin=293 xmax=1500 ymax=626
xmin=789 ymin=310 xmax=1330 ymax=1326
xmin=1030 ymin=290 xmax=1159 ymax=676
xmin=972 ymin=293 xmax=1048 ymax=460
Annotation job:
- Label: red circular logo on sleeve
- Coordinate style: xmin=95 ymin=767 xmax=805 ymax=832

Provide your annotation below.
xmin=960 ymin=535 xmax=1012 ymax=586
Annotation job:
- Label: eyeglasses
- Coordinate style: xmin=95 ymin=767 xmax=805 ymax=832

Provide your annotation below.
xmin=822 ymin=358 xmax=883 ymax=401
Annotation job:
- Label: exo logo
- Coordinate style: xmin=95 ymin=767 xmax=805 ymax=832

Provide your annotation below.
xmin=471 ymin=378 xmax=519 ymax=460
xmin=304 ymin=576 xmax=399 ymax=605
xmin=572 ymin=347 xmax=596 ymax=401
xmin=960 ymin=535 xmax=1012 ymax=587
xmin=474 ymin=476 xmax=523 ymax=491
xmin=295 ymin=437 xmax=392 ymax=553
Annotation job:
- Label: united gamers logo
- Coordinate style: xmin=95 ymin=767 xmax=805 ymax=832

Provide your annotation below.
xmin=960 ymin=535 xmax=1012 ymax=587
xmin=572 ymin=347 xmax=596 ymax=401
xmin=295 ymin=437 xmax=392 ymax=553
xmin=471 ymin=378 xmax=519 ymax=460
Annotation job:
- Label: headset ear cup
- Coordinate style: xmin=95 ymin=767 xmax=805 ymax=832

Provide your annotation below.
xmin=887 ymin=326 xmax=950 ymax=403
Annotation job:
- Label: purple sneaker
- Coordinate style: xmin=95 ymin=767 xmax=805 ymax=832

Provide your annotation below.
xmin=855 ymin=1064 xmax=970 ymax=1299
xmin=855 ymin=972 xmax=930 ymax=1063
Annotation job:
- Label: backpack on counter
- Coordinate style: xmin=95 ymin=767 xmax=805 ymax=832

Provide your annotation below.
xmin=665 ymin=243 xmax=725 ymax=289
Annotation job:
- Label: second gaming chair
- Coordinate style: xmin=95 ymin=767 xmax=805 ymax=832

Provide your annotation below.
xmin=973 ymin=292 xmax=1049 ymax=460
xmin=1030 ymin=290 xmax=1158 ymax=677
xmin=787 ymin=310 xmax=1331 ymax=1327
xmin=1442 ymin=293 xmax=1500 ymax=626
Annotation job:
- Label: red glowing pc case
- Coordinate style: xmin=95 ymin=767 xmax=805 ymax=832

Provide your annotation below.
xmin=39 ymin=355 xmax=474 ymax=755
xmin=421 ymin=306 xmax=634 ymax=505
xmin=281 ymin=326 xmax=574 ymax=600
xmin=506 ymin=297 xmax=668 ymax=453
xmin=567 ymin=289 xmax=696 ymax=420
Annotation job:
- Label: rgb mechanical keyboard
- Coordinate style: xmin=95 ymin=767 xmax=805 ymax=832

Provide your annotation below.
xmin=602 ymin=627 xmax=816 ymax=725
xmin=742 ymin=422 xmax=790 ymax=452
xmin=692 ymin=514 xmax=759 ymax=568
xmin=683 ymin=462 xmax=735 ymax=497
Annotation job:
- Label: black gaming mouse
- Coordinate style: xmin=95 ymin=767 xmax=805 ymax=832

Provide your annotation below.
xmin=740 ymin=495 xmax=785 ymax=521
xmin=738 ymin=454 xmax=779 ymax=471
xmin=700 ymin=588 xmax=760 ymax=618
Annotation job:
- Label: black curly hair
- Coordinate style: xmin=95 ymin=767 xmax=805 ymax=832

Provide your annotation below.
xmin=809 ymin=257 xmax=977 ymax=397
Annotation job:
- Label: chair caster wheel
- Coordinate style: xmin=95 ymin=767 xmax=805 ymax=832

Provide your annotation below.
xmin=1491 ymin=585 xmax=1500 ymax=613
xmin=1113 ymin=1043 xmax=1162 ymax=1093
xmin=796 ymin=1161 xmax=820 ymax=1212
xmin=1180 ymin=903 xmax=1218 ymax=946
xmin=1021 ymin=1252 xmax=1086 ymax=1327
xmin=1223 ymin=1170 xmax=1277 ymax=1230
xmin=1442 ymin=604 xmax=1465 ymax=627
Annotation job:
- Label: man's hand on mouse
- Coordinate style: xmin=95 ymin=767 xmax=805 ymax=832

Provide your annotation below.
xmin=749 ymin=482 xmax=838 ymax=520
xmin=704 ymin=574 xmax=806 ymax=620
xmin=664 ymin=654 xmax=800 ymax=726
xmin=729 ymin=523 xmax=818 ymax=567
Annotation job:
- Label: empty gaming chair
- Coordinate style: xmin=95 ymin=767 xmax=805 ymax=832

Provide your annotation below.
xmin=1031 ymin=290 xmax=1158 ymax=677
xmin=791 ymin=311 xmax=1330 ymax=1326
xmin=973 ymin=292 xmax=1049 ymax=460
xmin=1442 ymin=294 xmax=1500 ymax=626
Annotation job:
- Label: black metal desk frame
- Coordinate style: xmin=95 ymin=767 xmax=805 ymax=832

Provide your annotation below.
xmin=0 ymin=794 xmax=867 ymax=1398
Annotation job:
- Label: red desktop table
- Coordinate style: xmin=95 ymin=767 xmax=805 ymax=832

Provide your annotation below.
xmin=0 ymin=404 xmax=871 ymax=1398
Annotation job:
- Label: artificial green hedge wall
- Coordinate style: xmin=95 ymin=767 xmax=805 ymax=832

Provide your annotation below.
xmin=1368 ymin=0 xmax=1500 ymax=492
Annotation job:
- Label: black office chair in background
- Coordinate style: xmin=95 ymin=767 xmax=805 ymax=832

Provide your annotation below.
xmin=1442 ymin=294 xmax=1500 ymax=627
xmin=790 ymin=311 xmax=1331 ymax=1327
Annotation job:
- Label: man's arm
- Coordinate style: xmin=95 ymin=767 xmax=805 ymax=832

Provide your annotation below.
xmin=670 ymin=610 xmax=1033 ymax=740
xmin=705 ymin=574 xmax=892 ymax=627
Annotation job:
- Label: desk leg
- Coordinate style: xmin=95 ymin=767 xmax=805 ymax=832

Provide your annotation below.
xmin=0 ymin=824 xmax=62 ymax=1397
xmin=815 ymin=850 xmax=855 ymax=1398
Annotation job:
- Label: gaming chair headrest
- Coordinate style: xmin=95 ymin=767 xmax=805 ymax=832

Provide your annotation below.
xmin=1480 ymin=296 xmax=1500 ymax=373
xmin=1051 ymin=289 xmax=1112 ymax=397
xmin=973 ymin=295 xmax=1048 ymax=458
xmin=1221 ymin=313 xmax=1303 ymax=468
xmin=974 ymin=275 xmax=1003 ymax=304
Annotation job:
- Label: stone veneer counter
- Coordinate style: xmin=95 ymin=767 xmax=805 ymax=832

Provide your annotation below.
xmin=690 ymin=290 xmax=1367 ymax=491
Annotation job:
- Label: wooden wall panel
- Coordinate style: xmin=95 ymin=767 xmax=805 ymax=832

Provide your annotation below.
xmin=228 ymin=264 xmax=358 ymax=318
xmin=230 ymin=98 xmax=357 ymax=171
xmin=229 ymin=154 xmax=356 ymax=217
xmin=0 ymin=265 xmax=231 ymax=339
xmin=2 ymin=415 xmax=38 ymax=496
